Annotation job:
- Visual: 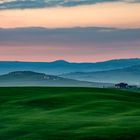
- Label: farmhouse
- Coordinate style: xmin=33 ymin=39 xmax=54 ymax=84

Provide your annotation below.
xmin=115 ymin=83 xmax=138 ymax=89
xmin=115 ymin=83 xmax=128 ymax=89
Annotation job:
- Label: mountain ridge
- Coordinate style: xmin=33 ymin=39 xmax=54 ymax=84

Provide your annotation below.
xmin=0 ymin=58 xmax=140 ymax=75
xmin=0 ymin=58 xmax=140 ymax=63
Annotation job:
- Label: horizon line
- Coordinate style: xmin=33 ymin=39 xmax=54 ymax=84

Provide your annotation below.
xmin=0 ymin=58 xmax=140 ymax=63
xmin=1 ymin=26 xmax=140 ymax=30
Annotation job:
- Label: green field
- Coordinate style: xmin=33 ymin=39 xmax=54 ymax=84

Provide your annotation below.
xmin=0 ymin=87 xmax=140 ymax=140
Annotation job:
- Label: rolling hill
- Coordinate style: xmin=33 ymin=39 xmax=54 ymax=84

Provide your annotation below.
xmin=0 ymin=58 xmax=140 ymax=75
xmin=0 ymin=71 xmax=111 ymax=87
xmin=0 ymin=87 xmax=140 ymax=140
xmin=61 ymin=64 xmax=140 ymax=85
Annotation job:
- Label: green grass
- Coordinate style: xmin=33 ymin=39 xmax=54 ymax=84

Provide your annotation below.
xmin=0 ymin=87 xmax=140 ymax=140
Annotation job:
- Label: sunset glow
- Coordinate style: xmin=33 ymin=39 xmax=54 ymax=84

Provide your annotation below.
xmin=0 ymin=2 xmax=140 ymax=29
xmin=0 ymin=1 xmax=140 ymax=62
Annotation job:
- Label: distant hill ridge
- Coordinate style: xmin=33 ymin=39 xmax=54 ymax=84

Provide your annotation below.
xmin=0 ymin=71 xmax=111 ymax=87
xmin=61 ymin=64 xmax=140 ymax=85
xmin=0 ymin=58 xmax=140 ymax=75
xmin=7 ymin=71 xmax=45 ymax=76
xmin=0 ymin=71 xmax=63 ymax=81
xmin=4 ymin=71 xmax=55 ymax=78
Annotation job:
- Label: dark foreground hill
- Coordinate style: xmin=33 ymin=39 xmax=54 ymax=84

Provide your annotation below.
xmin=61 ymin=64 xmax=140 ymax=85
xmin=0 ymin=71 xmax=110 ymax=87
xmin=0 ymin=87 xmax=140 ymax=140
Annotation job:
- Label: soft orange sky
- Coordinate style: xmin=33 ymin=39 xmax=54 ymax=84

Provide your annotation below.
xmin=0 ymin=2 xmax=140 ymax=62
xmin=0 ymin=2 xmax=140 ymax=28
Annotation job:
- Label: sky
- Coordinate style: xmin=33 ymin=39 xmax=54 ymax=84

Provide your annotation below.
xmin=0 ymin=0 xmax=140 ymax=62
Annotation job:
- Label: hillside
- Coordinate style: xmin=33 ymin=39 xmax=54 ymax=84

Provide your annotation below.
xmin=0 ymin=58 xmax=140 ymax=75
xmin=0 ymin=71 xmax=110 ymax=87
xmin=0 ymin=87 xmax=140 ymax=140
xmin=61 ymin=65 xmax=140 ymax=85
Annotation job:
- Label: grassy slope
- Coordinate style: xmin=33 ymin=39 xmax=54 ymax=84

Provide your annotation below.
xmin=0 ymin=87 xmax=140 ymax=140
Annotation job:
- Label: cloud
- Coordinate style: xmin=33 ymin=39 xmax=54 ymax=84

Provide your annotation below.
xmin=0 ymin=27 xmax=140 ymax=45
xmin=1 ymin=2 xmax=140 ymax=29
xmin=0 ymin=27 xmax=140 ymax=61
xmin=0 ymin=0 xmax=140 ymax=10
